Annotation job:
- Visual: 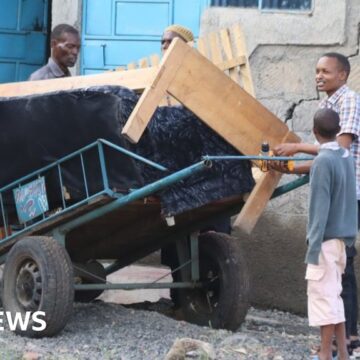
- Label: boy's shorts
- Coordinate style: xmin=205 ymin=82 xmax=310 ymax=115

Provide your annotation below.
xmin=306 ymin=239 xmax=346 ymax=327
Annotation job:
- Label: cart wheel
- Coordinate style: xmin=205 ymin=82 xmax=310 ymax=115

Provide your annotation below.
xmin=2 ymin=236 xmax=74 ymax=337
xmin=175 ymin=232 xmax=249 ymax=331
xmin=74 ymin=260 xmax=106 ymax=303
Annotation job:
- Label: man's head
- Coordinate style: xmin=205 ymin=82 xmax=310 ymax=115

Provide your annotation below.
xmin=315 ymin=52 xmax=350 ymax=96
xmin=161 ymin=24 xmax=194 ymax=54
xmin=313 ymin=108 xmax=340 ymax=142
xmin=51 ymin=24 xmax=81 ymax=71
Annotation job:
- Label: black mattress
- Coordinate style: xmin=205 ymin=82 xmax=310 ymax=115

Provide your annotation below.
xmin=0 ymin=86 xmax=255 ymax=217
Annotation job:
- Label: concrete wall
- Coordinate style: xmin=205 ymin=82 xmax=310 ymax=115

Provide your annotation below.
xmin=202 ymin=0 xmax=360 ymax=314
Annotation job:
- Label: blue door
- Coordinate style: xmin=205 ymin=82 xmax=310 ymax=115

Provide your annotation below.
xmin=82 ymin=0 xmax=209 ymax=75
xmin=0 ymin=0 xmax=49 ymax=83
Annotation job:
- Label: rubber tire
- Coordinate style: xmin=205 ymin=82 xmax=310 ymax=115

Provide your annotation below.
xmin=2 ymin=236 xmax=74 ymax=338
xmin=74 ymin=260 xmax=106 ymax=303
xmin=174 ymin=232 xmax=250 ymax=331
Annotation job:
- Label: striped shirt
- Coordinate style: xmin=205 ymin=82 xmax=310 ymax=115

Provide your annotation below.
xmin=319 ymin=85 xmax=360 ymax=199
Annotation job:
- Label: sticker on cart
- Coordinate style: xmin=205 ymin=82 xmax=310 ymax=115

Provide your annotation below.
xmin=13 ymin=177 xmax=49 ymax=223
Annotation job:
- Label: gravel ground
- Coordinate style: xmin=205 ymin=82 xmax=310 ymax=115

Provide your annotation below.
xmin=0 ymin=300 xmax=321 ymax=360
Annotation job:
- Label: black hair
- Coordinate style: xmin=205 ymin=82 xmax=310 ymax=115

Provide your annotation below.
xmin=51 ymin=24 xmax=79 ymax=40
xmin=313 ymin=108 xmax=340 ymax=139
xmin=321 ymin=52 xmax=351 ymax=78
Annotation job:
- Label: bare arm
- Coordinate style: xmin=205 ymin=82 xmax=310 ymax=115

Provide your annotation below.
xmin=337 ymin=133 xmax=354 ymax=150
xmin=273 ymin=143 xmax=319 ymax=156
xmin=270 ymin=160 xmax=312 ymax=174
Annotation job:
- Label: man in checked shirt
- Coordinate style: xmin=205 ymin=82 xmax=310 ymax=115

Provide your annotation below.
xmin=272 ymin=52 xmax=360 ymax=357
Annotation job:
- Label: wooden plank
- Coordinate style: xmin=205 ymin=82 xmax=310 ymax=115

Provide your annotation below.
xmin=0 ymin=67 xmax=158 ymax=97
xmin=233 ymin=171 xmax=281 ymax=233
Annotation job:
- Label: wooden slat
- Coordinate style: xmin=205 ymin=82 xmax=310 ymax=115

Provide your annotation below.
xmin=197 ymin=37 xmax=207 ymax=57
xmin=0 ymin=67 xmax=158 ymax=97
xmin=220 ymin=28 xmax=240 ymax=84
xmin=139 ymin=58 xmax=149 ymax=68
xmin=220 ymin=28 xmax=233 ymax=59
xmin=150 ymin=54 xmax=160 ymax=66
xmin=208 ymin=32 xmax=223 ymax=65
xmin=232 ymin=24 xmax=255 ymax=96
xmin=216 ymin=56 xmax=246 ymax=72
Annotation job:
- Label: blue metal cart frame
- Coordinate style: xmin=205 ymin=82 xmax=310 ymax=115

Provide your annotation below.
xmin=0 ymin=139 xmax=309 ymax=337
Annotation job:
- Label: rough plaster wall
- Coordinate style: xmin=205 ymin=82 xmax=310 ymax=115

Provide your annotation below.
xmin=203 ymin=0 xmax=360 ymax=314
xmin=51 ymin=0 xmax=82 ymax=30
xmin=201 ymin=0 xmax=346 ymax=55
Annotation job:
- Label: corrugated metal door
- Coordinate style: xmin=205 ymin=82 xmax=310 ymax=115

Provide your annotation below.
xmin=0 ymin=0 xmax=49 ymax=83
xmin=82 ymin=0 xmax=209 ymax=75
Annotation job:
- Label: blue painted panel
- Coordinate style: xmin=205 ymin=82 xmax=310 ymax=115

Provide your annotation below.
xmin=0 ymin=32 xmax=46 ymax=62
xmin=83 ymin=40 xmax=160 ymax=67
xmin=84 ymin=69 xmax=107 ymax=75
xmin=85 ymin=0 xmax=112 ymax=35
xmin=20 ymin=0 xmax=47 ymax=31
xmin=25 ymin=32 xmax=47 ymax=63
xmin=0 ymin=34 xmax=26 ymax=59
xmin=81 ymin=0 xmax=208 ymax=73
xmin=0 ymin=62 xmax=16 ymax=83
xmin=0 ymin=1 xmax=18 ymax=30
xmin=0 ymin=0 xmax=48 ymax=83
xmin=19 ymin=63 xmax=41 ymax=80
xmin=115 ymin=1 xmax=171 ymax=36
xmin=174 ymin=0 xmax=209 ymax=37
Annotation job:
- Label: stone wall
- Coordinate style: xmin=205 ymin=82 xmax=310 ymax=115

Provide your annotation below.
xmin=202 ymin=0 xmax=360 ymax=314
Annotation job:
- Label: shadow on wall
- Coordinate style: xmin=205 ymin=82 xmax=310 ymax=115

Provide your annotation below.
xmin=233 ymin=200 xmax=308 ymax=315
xmin=234 ymin=193 xmax=360 ymax=316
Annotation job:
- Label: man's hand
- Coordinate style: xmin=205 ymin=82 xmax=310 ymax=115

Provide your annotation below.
xmin=269 ymin=160 xmax=290 ymax=173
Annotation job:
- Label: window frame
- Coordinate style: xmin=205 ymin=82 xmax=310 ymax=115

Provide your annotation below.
xmin=209 ymin=0 xmax=314 ymax=13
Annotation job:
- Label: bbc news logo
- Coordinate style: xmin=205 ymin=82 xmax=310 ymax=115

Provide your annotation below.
xmin=0 ymin=311 xmax=46 ymax=331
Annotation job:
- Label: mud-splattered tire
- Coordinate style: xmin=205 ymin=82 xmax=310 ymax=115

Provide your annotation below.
xmin=2 ymin=236 xmax=74 ymax=337
xmin=74 ymin=260 xmax=106 ymax=303
xmin=175 ymin=232 xmax=250 ymax=331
